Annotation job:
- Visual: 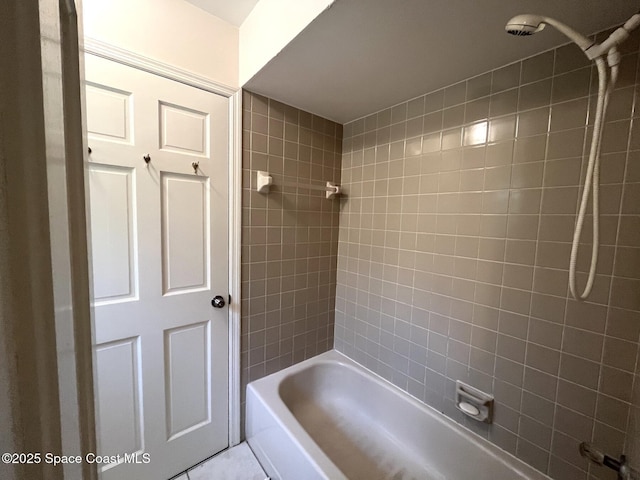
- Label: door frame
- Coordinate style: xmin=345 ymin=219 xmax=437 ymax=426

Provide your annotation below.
xmin=83 ymin=37 xmax=243 ymax=447
xmin=2 ymin=0 xmax=97 ymax=478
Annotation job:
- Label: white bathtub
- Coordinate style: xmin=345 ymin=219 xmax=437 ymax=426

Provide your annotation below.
xmin=246 ymin=350 xmax=550 ymax=480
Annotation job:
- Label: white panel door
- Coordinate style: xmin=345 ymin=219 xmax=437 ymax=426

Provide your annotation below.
xmin=85 ymin=54 xmax=229 ymax=480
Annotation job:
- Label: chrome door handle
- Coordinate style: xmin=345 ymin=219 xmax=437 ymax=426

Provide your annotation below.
xmin=211 ymin=296 xmax=225 ymax=308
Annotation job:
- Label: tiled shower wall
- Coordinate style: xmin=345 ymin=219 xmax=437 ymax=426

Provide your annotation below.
xmin=240 ymin=91 xmax=341 ymax=409
xmin=335 ymin=29 xmax=640 ymax=479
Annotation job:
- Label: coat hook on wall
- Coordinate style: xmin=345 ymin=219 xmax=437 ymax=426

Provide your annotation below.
xmin=192 ymin=162 xmax=199 ymax=173
xmin=256 ymin=170 xmax=273 ymax=192
xmin=143 ymin=154 xmax=151 ymax=164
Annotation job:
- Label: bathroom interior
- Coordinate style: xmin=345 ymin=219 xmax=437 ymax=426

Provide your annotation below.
xmin=239 ymin=2 xmax=640 ymax=479
xmin=8 ymin=0 xmax=640 ymax=479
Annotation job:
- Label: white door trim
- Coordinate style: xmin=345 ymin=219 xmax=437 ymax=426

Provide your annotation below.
xmin=83 ymin=37 xmax=237 ymax=97
xmin=82 ymin=38 xmax=242 ymax=448
xmin=228 ymin=90 xmax=243 ymax=446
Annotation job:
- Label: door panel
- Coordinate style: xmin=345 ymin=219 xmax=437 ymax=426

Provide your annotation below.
xmin=161 ymin=173 xmax=210 ymax=294
xmin=88 ymin=164 xmax=137 ymax=303
xmin=85 ymin=54 xmax=229 ymax=480
xmin=94 ymin=338 xmax=144 ymax=457
xmin=164 ymin=321 xmax=211 ymax=439
xmin=159 ymin=102 xmax=209 ymax=156
xmin=85 ymin=83 xmax=133 ymax=143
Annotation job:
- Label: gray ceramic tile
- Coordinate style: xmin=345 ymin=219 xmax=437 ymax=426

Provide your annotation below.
xmin=444 ymin=81 xmax=466 ymax=107
xmin=513 ymin=135 xmax=546 ymax=164
xmin=489 ymin=90 xmax=519 ymax=120
xmin=549 ymin=98 xmax=588 ymax=132
xmin=528 ymin=318 xmax=562 ymax=350
xmin=552 ymin=68 xmax=591 ymax=103
xmin=467 ymin=72 xmax=492 ymax=101
xmin=521 ymin=51 xmax=554 ymax=84
xmin=516 ymin=438 xmax=549 ymax=474
xmin=518 ymin=79 xmax=552 ymax=111
xmin=554 ymin=43 xmax=591 ymax=75
xmin=547 ymin=128 xmax=585 ymax=159
xmin=595 ymin=394 xmax=630 ymax=432
xmin=562 ymin=327 xmax=603 ymax=362
xmin=519 ymin=415 xmax=552 ymax=450
xmin=517 ymin=107 xmax=550 ymax=137
xmin=521 ymin=391 xmax=555 ymax=426
xmin=492 ymin=63 xmax=521 ymax=93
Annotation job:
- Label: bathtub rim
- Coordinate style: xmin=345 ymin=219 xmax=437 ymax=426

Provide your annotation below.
xmin=247 ymin=353 xmax=351 ymax=479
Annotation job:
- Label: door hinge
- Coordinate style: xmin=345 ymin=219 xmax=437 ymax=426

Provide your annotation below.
xmin=228 ymin=294 xmax=232 ymax=305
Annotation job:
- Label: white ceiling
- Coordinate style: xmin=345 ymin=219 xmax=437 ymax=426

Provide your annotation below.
xmin=184 ymin=0 xmax=259 ymax=26
xmin=244 ymin=0 xmax=640 ymax=123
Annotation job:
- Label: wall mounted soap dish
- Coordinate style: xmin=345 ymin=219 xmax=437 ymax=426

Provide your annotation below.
xmin=455 ymin=381 xmax=494 ymax=423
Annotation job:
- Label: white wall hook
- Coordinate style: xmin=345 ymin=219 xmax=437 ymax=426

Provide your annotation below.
xmin=256 ymin=170 xmax=272 ymax=193
xmin=326 ymin=182 xmax=341 ymax=199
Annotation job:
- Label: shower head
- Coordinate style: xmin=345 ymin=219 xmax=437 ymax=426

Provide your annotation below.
xmin=505 ymin=14 xmax=594 ymax=52
xmin=505 ymin=14 xmax=546 ymax=36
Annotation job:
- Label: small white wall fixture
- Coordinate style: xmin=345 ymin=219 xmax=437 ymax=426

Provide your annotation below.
xmin=256 ymin=170 xmax=273 ymax=193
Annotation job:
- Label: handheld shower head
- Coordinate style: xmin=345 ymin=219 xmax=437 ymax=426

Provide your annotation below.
xmin=505 ymin=14 xmax=546 ymax=36
xmin=505 ymin=14 xmax=594 ymax=52
xmin=506 ymin=11 xmax=640 ymax=302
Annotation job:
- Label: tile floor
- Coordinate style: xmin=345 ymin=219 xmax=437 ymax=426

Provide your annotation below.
xmin=173 ymin=442 xmax=267 ymax=480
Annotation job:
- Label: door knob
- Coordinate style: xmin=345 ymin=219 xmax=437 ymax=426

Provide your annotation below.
xmin=211 ymin=295 xmax=225 ymax=308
